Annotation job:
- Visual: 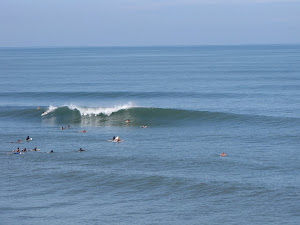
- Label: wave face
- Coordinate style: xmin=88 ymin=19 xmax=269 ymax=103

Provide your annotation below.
xmin=0 ymin=103 xmax=298 ymax=128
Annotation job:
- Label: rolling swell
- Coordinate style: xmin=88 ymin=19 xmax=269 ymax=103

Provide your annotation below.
xmin=0 ymin=104 xmax=298 ymax=127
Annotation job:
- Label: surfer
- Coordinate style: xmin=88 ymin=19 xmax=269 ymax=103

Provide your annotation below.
xmin=220 ymin=152 xmax=226 ymax=157
xmin=78 ymin=148 xmax=85 ymax=152
xmin=113 ymin=136 xmax=123 ymax=142
xmin=78 ymin=130 xmax=87 ymax=133
xmin=125 ymin=119 xmax=130 ymax=124
xmin=47 ymin=150 xmax=54 ymax=153
xmin=140 ymin=125 xmax=148 ymax=128
xmin=32 ymin=147 xmax=38 ymax=151
xmin=26 ymin=136 xmax=30 ymax=141
xmin=13 ymin=147 xmax=20 ymax=152
xmin=21 ymin=148 xmax=27 ymax=152
xmin=60 ymin=127 xmax=66 ymax=130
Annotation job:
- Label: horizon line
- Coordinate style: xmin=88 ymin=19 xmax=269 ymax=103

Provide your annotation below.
xmin=0 ymin=43 xmax=299 ymax=49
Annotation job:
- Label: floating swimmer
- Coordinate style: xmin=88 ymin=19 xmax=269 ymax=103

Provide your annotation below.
xmin=220 ymin=152 xmax=226 ymax=157
xmin=78 ymin=130 xmax=87 ymax=133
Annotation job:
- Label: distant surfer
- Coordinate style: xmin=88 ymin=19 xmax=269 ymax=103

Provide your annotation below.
xmin=78 ymin=130 xmax=87 ymax=133
xmin=13 ymin=147 xmax=20 ymax=152
xmin=21 ymin=148 xmax=27 ymax=152
xmin=78 ymin=148 xmax=86 ymax=152
xmin=140 ymin=125 xmax=148 ymax=128
xmin=125 ymin=119 xmax=130 ymax=124
xmin=47 ymin=150 xmax=54 ymax=153
xmin=220 ymin=152 xmax=226 ymax=157
xmin=31 ymin=147 xmax=38 ymax=151
xmin=114 ymin=136 xmax=123 ymax=142
xmin=108 ymin=136 xmax=123 ymax=142
xmin=26 ymin=136 xmax=30 ymax=141
xmin=60 ymin=127 xmax=66 ymax=130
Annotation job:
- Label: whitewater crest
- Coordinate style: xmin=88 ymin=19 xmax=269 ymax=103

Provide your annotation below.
xmin=41 ymin=103 xmax=135 ymax=116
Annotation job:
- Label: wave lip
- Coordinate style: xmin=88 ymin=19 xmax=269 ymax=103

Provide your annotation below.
xmin=41 ymin=103 xmax=135 ymax=117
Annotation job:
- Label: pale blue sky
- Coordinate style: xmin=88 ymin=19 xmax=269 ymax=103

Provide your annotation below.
xmin=0 ymin=0 xmax=299 ymax=47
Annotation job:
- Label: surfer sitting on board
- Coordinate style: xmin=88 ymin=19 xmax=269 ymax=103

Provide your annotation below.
xmin=26 ymin=136 xmax=31 ymax=141
xmin=78 ymin=148 xmax=85 ymax=152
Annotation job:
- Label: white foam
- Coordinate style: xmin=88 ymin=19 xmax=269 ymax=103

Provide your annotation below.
xmin=41 ymin=103 xmax=135 ymax=116
xmin=41 ymin=105 xmax=58 ymax=116
xmin=68 ymin=102 xmax=135 ymax=116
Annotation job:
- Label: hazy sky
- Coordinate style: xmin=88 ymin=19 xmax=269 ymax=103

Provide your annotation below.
xmin=0 ymin=0 xmax=299 ymax=47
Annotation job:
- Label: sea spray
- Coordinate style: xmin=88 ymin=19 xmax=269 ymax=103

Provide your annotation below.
xmin=41 ymin=103 xmax=135 ymax=117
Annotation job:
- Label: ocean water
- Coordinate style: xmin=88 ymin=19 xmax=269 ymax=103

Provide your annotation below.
xmin=0 ymin=45 xmax=299 ymax=225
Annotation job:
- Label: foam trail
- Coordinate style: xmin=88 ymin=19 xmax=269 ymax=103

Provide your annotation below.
xmin=41 ymin=105 xmax=58 ymax=116
xmin=68 ymin=103 xmax=135 ymax=116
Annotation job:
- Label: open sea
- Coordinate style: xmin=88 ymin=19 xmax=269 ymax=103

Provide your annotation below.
xmin=0 ymin=45 xmax=299 ymax=225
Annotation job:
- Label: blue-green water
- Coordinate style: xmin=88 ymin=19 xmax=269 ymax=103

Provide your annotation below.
xmin=1 ymin=45 xmax=300 ymax=225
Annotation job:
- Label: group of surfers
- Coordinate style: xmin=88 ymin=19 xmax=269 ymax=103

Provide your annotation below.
xmin=9 ymin=117 xmax=226 ymax=156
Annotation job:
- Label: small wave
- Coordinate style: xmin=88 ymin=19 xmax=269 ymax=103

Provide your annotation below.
xmin=1 ymin=104 xmax=299 ymax=128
